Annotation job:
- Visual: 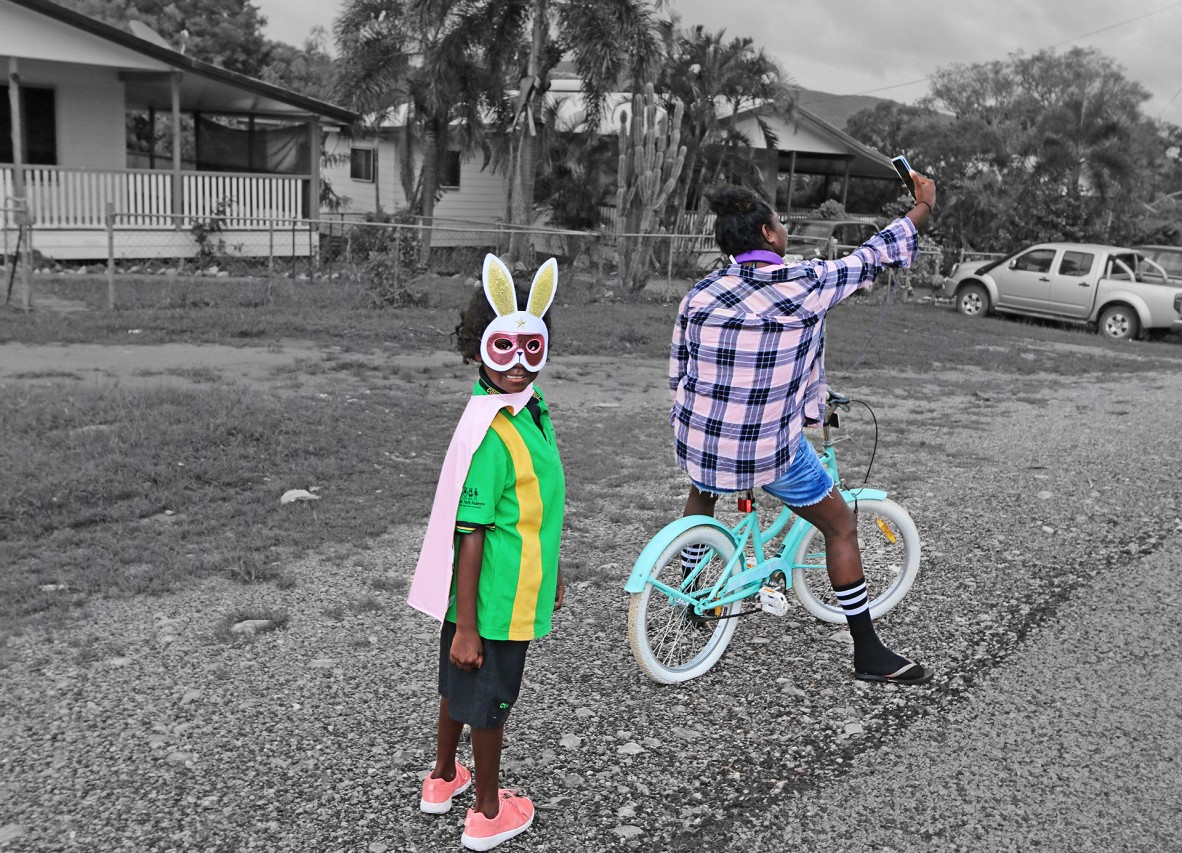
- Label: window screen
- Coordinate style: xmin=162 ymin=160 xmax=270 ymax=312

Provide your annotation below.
xmin=0 ymin=87 xmax=57 ymax=165
xmin=350 ymin=147 xmax=375 ymax=182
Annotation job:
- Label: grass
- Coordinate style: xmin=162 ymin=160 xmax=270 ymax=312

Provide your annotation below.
xmin=2 ymin=271 xmax=1181 ymax=636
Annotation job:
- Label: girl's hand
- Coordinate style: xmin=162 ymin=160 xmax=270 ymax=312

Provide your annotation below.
xmin=554 ymin=569 xmax=565 ymax=610
xmin=450 ymin=628 xmax=484 ymax=671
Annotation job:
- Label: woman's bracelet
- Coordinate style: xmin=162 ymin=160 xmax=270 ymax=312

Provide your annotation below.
xmin=915 ymin=200 xmax=933 ymax=215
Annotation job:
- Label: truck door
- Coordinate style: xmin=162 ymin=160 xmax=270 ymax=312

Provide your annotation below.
xmin=1044 ymin=249 xmax=1097 ymax=317
xmin=993 ymin=248 xmax=1057 ymax=309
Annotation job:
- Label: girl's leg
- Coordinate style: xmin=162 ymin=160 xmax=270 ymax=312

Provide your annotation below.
xmin=430 ymin=697 xmax=465 ymax=781
xmin=684 ymin=484 xmax=719 ymax=518
xmin=790 ymin=487 xmax=929 ymax=683
xmin=470 ymin=725 xmax=505 ymax=818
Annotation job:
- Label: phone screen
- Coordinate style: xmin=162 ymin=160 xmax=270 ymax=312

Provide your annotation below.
xmin=891 ymin=156 xmax=916 ymax=198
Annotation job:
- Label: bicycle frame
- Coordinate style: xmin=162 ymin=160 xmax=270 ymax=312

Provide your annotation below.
xmin=623 ymin=399 xmax=888 ymax=611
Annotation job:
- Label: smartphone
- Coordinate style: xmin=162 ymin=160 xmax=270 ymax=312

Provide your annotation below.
xmin=891 ymin=155 xmax=916 ymax=198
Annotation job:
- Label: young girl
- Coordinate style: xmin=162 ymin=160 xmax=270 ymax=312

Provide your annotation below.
xmin=670 ymin=175 xmax=937 ymax=685
xmin=408 ymin=255 xmax=565 ymax=851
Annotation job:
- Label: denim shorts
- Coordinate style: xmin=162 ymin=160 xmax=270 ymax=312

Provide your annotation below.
xmin=692 ymin=434 xmax=834 ymax=508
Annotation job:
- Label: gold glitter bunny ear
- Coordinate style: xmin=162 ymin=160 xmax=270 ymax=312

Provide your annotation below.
xmin=526 ymin=258 xmax=558 ymax=319
xmin=482 ymin=254 xmax=517 ymax=317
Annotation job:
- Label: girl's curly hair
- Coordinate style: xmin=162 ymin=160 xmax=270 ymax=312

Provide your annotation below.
xmin=709 ymin=186 xmax=777 ymax=257
xmin=454 ymin=282 xmax=553 ymax=363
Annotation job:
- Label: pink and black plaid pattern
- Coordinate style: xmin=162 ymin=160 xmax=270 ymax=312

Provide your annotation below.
xmin=669 ymin=217 xmax=919 ymax=492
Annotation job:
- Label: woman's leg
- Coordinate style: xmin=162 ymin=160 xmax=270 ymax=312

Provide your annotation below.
xmin=684 ymin=484 xmax=719 ymax=518
xmin=790 ymin=487 xmax=929 ymax=683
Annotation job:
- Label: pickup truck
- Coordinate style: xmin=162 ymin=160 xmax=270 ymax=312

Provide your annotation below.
xmin=943 ymin=242 xmax=1182 ymax=340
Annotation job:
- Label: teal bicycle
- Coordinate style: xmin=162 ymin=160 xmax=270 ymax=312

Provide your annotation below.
xmin=624 ymin=392 xmax=921 ymax=684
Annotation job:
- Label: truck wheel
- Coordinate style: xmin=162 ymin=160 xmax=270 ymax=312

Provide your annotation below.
xmin=1098 ymin=305 xmax=1140 ymax=341
xmin=956 ymin=283 xmax=989 ymax=317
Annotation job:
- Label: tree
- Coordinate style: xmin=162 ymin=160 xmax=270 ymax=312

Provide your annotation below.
xmin=844 ymin=47 xmax=1179 ymax=254
xmin=55 ymin=0 xmax=272 ymax=77
xmin=653 ymin=24 xmax=796 ymax=227
xmin=258 ymin=27 xmax=336 ymax=102
xmin=334 ymin=0 xmax=492 ymax=265
xmin=474 ymin=0 xmax=665 ymax=262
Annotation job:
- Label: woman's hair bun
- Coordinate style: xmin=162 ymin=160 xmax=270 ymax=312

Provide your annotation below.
xmin=708 ymin=186 xmax=759 ymax=217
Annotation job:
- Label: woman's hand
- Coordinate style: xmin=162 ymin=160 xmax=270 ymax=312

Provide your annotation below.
xmin=554 ymin=568 xmax=565 ymax=611
xmin=907 ymin=171 xmax=937 ymax=227
xmin=450 ymin=627 xmax=484 ymax=672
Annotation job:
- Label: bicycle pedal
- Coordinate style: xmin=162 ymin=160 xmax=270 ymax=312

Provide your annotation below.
xmin=757 ymin=586 xmax=789 ymax=616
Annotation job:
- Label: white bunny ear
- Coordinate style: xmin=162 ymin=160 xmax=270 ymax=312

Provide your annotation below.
xmin=526 ymin=258 xmax=558 ymax=319
xmin=482 ymin=254 xmax=517 ymax=317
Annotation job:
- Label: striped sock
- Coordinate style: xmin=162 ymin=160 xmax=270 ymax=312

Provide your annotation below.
xmin=832 ymin=577 xmax=909 ymax=676
xmin=680 ymin=544 xmax=709 ymax=587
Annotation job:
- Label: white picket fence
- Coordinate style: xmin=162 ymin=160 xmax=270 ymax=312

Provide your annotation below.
xmin=0 ymin=166 xmax=307 ymax=229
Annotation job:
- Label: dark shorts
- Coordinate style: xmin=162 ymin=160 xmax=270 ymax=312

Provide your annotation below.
xmin=438 ymin=620 xmax=529 ymax=730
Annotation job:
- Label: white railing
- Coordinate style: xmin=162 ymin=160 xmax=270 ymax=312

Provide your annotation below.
xmin=0 ymin=166 xmax=307 ymax=229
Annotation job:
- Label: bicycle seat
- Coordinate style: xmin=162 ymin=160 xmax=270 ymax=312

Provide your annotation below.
xmin=827 ymin=389 xmax=851 ymax=406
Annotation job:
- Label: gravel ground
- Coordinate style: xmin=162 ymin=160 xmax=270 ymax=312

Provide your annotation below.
xmin=2 ymin=345 xmax=1181 ymax=853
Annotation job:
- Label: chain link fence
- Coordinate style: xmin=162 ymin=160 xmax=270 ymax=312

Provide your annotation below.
xmin=4 ymin=207 xmax=949 ymax=309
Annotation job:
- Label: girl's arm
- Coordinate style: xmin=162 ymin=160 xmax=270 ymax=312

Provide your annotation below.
xmin=451 ymin=527 xmax=485 ymax=671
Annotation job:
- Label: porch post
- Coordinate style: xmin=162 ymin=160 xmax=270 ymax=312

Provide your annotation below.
xmin=148 ymin=105 xmax=156 ymax=169
xmin=8 ymin=57 xmax=30 ymax=310
xmin=307 ymin=117 xmax=320 ymax=221
xmin=7 ymin=58 xmax=25 ymax=206
xmin=785 ymin=151 xmax=797 ymax=212
xmin=841 ymin=159 xmax=851 ymax=208
xmin=171 ymin=71 xmax=182 ymax=224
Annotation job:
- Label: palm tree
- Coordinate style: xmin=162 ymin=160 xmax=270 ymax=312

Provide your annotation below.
xmin=655 ymin=24 xmax=797 ymax=225
xmin=472 ymin=0 xmax=666 ymax=262
xmin=334 ymin=0 xmax=491 ymax=265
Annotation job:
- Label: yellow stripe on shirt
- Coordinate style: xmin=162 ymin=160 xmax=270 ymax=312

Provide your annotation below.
xmin=489 ymin=413 xmax=544 ymax=639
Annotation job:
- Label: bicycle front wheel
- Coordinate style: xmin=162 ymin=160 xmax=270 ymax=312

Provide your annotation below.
xmin=627 ymin=524 xmax=741 ymax=684
xmin=790 ymin=497 xmax=920 ymax=624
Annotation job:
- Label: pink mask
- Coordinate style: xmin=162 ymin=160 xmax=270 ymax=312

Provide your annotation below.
xmin=479 ymin=255 xmax=558 ymax=374
xmin=483 ymin=330 xmax=548 ymax=370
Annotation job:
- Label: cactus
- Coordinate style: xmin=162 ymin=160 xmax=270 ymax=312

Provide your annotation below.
xmin=614 ymin=83 xmax=686 ymax=294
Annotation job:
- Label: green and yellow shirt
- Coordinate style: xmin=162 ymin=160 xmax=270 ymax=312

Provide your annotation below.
xmin=446 ymin=379 xmax=565 ymax=640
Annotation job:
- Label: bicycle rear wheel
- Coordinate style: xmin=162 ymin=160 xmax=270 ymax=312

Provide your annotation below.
xmin=627 ymin=524 xmax=741 ymax=684
xmin=790 ymin=497 xmax=920 ymax=624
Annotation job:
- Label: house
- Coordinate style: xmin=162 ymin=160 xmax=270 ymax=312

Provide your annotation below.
xmin=320 ymin=118 xmax=512 ymax=251
xmin=0 ymin=0 xmax=354 ymax=261
xmin=309 ymin=75 xmax=900 ymax=262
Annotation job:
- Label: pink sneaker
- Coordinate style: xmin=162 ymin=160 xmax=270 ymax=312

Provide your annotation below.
xmin=461 ymin=790 xmax=535 ymax=851
xmin=419 ymin=763 xmax=472 ymax=814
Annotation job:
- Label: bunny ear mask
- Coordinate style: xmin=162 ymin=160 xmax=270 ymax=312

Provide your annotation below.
xmin=479 ymin=255 xmax=559 ymax=374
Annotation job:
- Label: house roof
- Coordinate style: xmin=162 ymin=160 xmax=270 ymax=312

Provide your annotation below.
xmin=1 ymin=0 xmax=355 ymax=124
xmin=543 ymin=78 xmax=895 ymax=181
xmin=731 ymin=102 xmax=897 ymax=181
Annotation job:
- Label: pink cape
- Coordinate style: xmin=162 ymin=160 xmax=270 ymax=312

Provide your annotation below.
xmin=407 ymin=385 xmax=535 ymax=621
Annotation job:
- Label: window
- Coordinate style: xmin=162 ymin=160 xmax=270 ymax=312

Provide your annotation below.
xmin=0 ymin=87 xmax=57 ymax=165
xmin=1012 ymin=249 xmax=1055 ymax=273
xmin=1148 ymin=249 xmax=1182 ymax=277
xmin=440 ymin=150 xmax=461 ymax=189
xmin=1058 ymin=251 xmax=1094 ymax=277
xmin=350 ymin=147 xmax=374 ymax=182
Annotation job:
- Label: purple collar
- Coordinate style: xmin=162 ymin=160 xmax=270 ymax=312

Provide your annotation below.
xmin=733 ymin=250 xmax=785 ymax=265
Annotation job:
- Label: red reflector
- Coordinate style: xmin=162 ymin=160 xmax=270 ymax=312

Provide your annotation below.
xmin=738 ymin=497 xmax=753 ymax=513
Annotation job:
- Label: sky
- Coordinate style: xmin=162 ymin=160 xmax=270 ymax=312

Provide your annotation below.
xmin=251 ymin=0 xmax=1182 ymax=128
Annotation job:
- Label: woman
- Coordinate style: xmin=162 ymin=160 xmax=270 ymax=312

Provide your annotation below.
xmin=669 ymin=173 xmax=937 ymax=684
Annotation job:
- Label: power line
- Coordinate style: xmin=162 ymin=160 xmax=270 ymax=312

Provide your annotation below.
xmin=800 ymin=1 xmax=1182 ymax=111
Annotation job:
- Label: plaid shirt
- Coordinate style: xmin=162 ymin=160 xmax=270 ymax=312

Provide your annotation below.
xmin=669 ymin=216 xmax=918 ymax=491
